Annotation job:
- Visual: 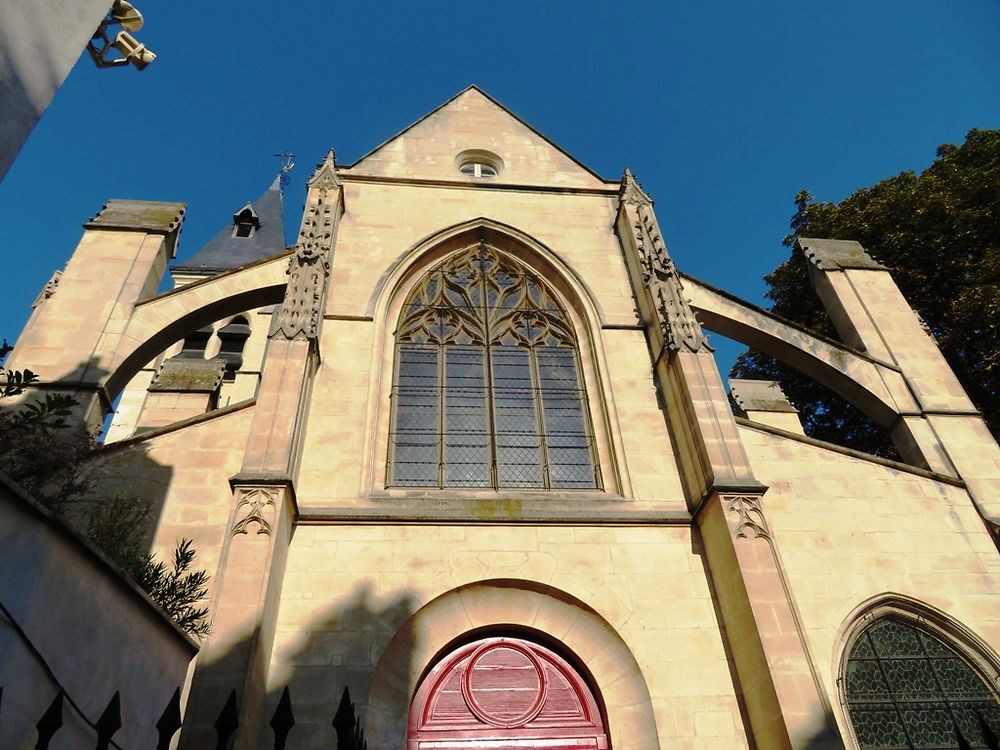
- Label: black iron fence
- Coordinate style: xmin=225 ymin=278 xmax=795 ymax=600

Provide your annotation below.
xmin=7 ymin=683 xmax=367 ymax=750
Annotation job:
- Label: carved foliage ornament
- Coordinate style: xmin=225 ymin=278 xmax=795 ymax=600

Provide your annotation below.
xmin=620 ymin=169 xmax=711 ymax=354
xmin=723 ymin=494 xmax=771 ymax=541
xmin=231 ymin=487 xmax=277 ymax=537
xmin=271 ymin=150 xmax=340 ymax=341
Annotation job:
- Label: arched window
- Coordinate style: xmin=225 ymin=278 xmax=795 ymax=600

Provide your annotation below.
xmin=178 ymin=324 xmax=213 ymax=358
xmin=216 ymin=315 xmax=251 ymax=381
xmin=388 ymin=244 xmax=600 ymax=490
xmin=844 ymin=616 xmax=1000 ymax=749
xmin=408 ymin=636 xmax=609 ymax=749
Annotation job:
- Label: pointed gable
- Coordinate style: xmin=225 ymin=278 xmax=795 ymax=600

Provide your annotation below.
xmin=345 ymin=87 xmax=608 ymax=189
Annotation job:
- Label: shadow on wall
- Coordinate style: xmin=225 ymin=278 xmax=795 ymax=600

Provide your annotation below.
xmin=690 ymin=525 xmax=847 ymax=750
xmin=189 ymin=572 xmax=856 ymax=750
xmin=3 ymin=358 xmax=175 ymax=558
xmin=0 ymin=361 xmax=185 ymax=750
xmin=267 ymin=581 xmax=417 ymax=747
xmin=186 ymin=580 xmax=418 ymax=749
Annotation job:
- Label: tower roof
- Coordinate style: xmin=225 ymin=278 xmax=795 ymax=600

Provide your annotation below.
xmin=172 ymin=176 xmax=287 ymax=275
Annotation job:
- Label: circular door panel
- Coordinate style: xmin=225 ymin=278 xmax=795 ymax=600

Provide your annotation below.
xmin=408 ymin=637 xmax=609 ymax=749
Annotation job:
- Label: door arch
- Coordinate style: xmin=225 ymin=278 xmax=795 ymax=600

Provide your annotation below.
xmin=408 ymin=636 xmax=609 ymax=749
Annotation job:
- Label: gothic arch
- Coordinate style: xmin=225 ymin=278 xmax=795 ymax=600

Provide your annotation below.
xmin=360 ymin=220 xmax=629 ymax=497
xmin=365 ymin=579 xmax=660 ymax=750
xmin=366 ymin=218 xmax=607 ymax=327
xmin=834 ymin=594 xmax=1000 ymax=749
xmin=102 ymin=253 xmax=290 ymax=398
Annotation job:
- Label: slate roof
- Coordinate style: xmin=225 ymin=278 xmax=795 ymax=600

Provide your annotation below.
xmin=172 ymin=176 xmax=287 ymax=274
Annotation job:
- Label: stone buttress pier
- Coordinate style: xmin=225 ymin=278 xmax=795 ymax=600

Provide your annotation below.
xmin=616 ymin=171 xmax=842 ymax=749
xmin=177 ymin=151 xmax=344 ymax=749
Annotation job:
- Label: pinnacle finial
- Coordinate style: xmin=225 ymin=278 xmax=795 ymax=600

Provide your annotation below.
xmin=620 ymin=167 xmax=652 ymax=206
xmin=307 ymin=147 xmax=341 ymax=189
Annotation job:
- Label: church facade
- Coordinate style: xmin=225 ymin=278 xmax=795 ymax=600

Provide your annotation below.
xmin=4 ymin=87 xmax=1000 ymax=749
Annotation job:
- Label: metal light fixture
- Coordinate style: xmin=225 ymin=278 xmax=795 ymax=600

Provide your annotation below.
xmin=87 ymin=1 xmax=156 ymax=71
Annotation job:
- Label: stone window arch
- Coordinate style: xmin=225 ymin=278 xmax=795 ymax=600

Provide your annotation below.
xmin=408 ymin=636 xmax=609 ymax=749
xmin=387 ymin=243 xmax=601 ymax=490
xmin=840 ymin=607 xmax=1000 ymax=749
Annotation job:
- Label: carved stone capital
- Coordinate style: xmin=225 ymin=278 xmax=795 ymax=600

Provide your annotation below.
xmin=619 ymin=169 xmax=711 ymax=355
xmin=230 ymin=486 xmax=278 ymax=537
xmin=722 ymin=493 xmax=771 ymax=541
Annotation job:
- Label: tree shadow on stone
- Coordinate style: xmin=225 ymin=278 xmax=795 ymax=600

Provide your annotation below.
xmin=250 ymin=580 xmax=418 ymax=749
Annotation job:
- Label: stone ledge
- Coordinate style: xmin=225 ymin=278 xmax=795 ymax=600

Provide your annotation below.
xmin=735 ymin=417 xmax=966 ymax=487
xmin=797 ymin=237 xmax=888 ymax=271
xmin=297 ymin=495 xmax=691 ymax=525
xmin=100 ymin=397 xmax=255 ymax=450
xmin=85 ymin=199 xmax=186 ymax=235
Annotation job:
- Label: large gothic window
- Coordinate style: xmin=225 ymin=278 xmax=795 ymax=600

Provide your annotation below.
xmin=845 ymin=617 xmax=1000 ymax=749
xmin=388 ymin=244 xmax=600 ymax=490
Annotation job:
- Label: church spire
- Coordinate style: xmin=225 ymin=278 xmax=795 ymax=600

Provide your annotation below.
xmin=172 ymin=176 xmax=287 ymax=275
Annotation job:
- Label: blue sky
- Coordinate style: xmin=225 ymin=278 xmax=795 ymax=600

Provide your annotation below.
xmin=2 ymin=0 xmax=999 ymax=373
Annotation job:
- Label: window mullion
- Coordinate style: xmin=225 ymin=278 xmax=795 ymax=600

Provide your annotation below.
xmin=867 ymin=630 xmax=917 ymax=750
xmin=436 ymin=291 xmax=447 ymax=488
xmin=479 ymin=249 xmax=500 ymax=490
xmin=528 ymin=339 xmax=552 ymax=489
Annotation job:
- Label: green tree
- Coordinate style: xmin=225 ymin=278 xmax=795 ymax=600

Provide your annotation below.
xmin=0 ymin=367 xmax=210 ymax=636
xmin=731 ymin=128 xmax=1000 ymax=456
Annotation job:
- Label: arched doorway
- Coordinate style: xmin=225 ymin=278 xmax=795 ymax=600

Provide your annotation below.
xmin=408 ymin=636 xmax=609 ymax=749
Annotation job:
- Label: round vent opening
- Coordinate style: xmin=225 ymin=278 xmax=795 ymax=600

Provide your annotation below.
xmin=456 ymin=149 xmax=504 ymax=178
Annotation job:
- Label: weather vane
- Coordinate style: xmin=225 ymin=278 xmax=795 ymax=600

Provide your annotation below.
xmin=274 ymin=152 xmax=295 ymax=188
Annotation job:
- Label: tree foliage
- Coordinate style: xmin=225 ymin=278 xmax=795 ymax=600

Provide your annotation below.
xmin=732 ymin=128 xmax=1000 ymax=455
xmin=0 ymin=367 xmax=210 ymax=636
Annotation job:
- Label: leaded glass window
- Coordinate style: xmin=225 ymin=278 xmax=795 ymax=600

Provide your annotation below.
xmin=845 ymin=617 xmax=1000 ymax=749
xmin=388 ymin=244 xmax=600 ymax=490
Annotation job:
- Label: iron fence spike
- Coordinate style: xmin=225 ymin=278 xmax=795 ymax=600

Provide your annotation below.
xmin=35 ymin=691 xmax=64 ymax=750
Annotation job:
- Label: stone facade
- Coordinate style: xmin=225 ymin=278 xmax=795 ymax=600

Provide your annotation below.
xmin=4 ymin=87 xmax=999 ymax=749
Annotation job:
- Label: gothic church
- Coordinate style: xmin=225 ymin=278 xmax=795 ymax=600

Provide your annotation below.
xmin=2 ymin=87 xmax=999 ymax=750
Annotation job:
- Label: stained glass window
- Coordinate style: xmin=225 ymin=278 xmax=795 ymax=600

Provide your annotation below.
xmin=388 ymin=244 xmax=600 ymax=490
xmin=845 ymin=617 xmax=1000 ymax=749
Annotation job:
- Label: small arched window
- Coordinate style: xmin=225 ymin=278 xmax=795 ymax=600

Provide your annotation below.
xmin=178 ymin=325 xmax=213 ymax=358
xmin=844 ymin=616 xmax=1000 ymax=748
xmin=216 ymin=315 xmax=251 ymax=381
xmin=388 ymin=244 xmax=600 ymax=490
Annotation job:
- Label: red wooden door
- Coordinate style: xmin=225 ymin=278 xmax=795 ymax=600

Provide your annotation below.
xmin=408 ymin=637 xmax=609 ymax=749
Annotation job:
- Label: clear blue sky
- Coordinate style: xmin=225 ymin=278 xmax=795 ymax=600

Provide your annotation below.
xmin=2 ymin=0 xmax=999 ymax=374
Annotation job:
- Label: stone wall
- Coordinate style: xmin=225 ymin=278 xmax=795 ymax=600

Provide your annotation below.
xmin=0 ymin=474 xmax=195 ymax=749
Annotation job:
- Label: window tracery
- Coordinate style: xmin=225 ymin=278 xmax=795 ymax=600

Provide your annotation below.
xmin=388 ymin=244 xmax=600 ymax=490
xmin=845 ymin=616 xmax=1000 ymax=749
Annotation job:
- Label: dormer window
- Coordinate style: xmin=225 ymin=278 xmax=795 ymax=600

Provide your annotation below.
xmin=231 ymin=204 xmax=260 ymax=238
xmin=455 ymin=149 xmax=504 ymax=179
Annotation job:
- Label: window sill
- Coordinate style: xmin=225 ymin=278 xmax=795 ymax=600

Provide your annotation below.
xmin=296 ymin=490 xmax=692 ymax=525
